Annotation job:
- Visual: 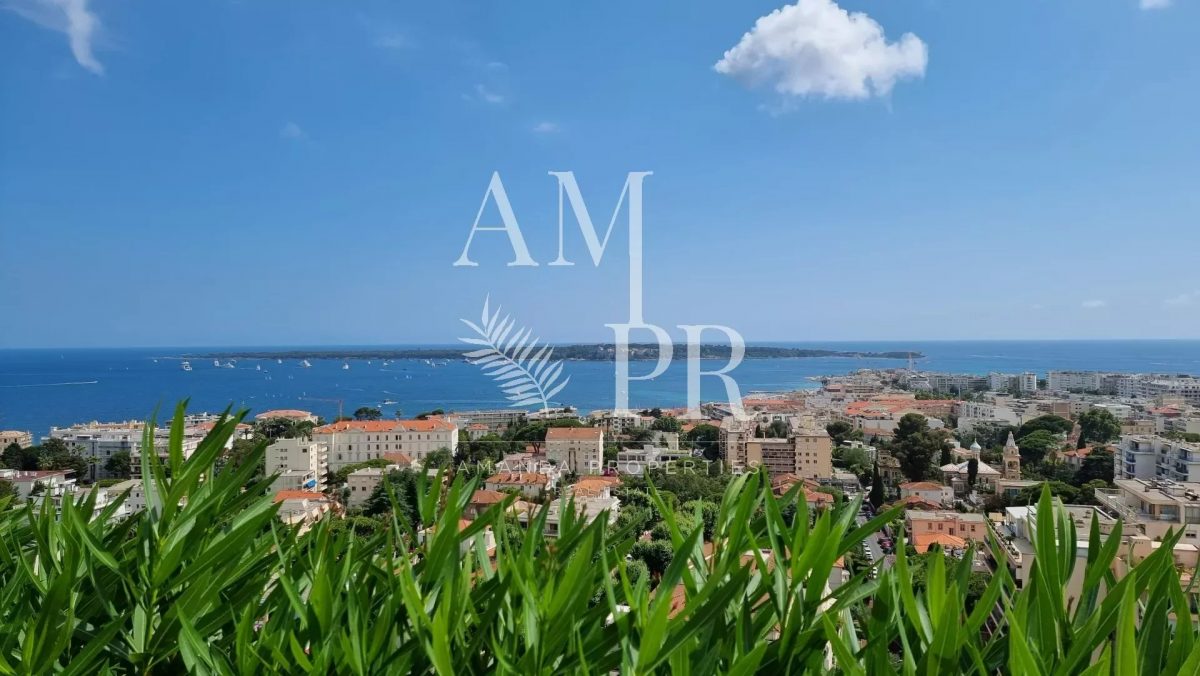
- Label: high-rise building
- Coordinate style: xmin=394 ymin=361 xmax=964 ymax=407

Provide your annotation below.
xmin=265 ymin=438 xmax=329 ymax=492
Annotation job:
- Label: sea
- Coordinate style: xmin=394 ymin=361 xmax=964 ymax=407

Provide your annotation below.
xmin=2 ymin=341 xmax=1199 ymax=438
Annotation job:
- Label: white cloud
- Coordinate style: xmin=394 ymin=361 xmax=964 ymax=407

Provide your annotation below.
xmin=714 ymin=0 xmax=926 ymax=102
xmin=1081 ymin=299 xmax=1107 ymax=309
xmin=3 ymin=0 xmax=104 ymax=74
xmin=280 ymin=122 xmax=306 ymax=140
xmin=374 ymin=33 xmax=410 ymax=50
xmin=1140 ymin=0 xmax=1172 ymax=10
xmin=473 ymin=83 xmax=505 ymax=105
xmin=532 ymin=121 xmax=560 ymax=134
xmin=1164 ymin=290 xmax=1200 ymax=307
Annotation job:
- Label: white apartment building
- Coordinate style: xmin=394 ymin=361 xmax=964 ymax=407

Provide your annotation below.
xmin=315 ymin=418 xmax=458 ymax=471
xmin=988 ymin=372 xmax=1038 ymax=393
xmin=1095 ymin=478 xmax=1200 ymax=541
xmin=265 ymin=438 xmax=329 ymax=493
xmin=544 ymin=427 xmax=604 ymax=475
xmin=588 ymin=409 xmax=647 ymax=436
xmin=1047 ymin=371 xmax=1104 ymax=393
xmin=1135 ymin=377 xmax=1200 ymax=406
xmin=49 ymin=421 xmax=144 ymax=482
xmin=446 ymin=409 xmax=527 ymax=434
xmin=1116 ymin=434 xmax=1200 ymax=483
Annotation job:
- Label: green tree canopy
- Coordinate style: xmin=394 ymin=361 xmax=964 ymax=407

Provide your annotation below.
xmin=1078 ymin=409 xmax=1122 ymax=446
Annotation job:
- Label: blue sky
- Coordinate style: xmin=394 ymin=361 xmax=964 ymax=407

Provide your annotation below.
xmin=1 ymin=0 xmax=1198 ymax=348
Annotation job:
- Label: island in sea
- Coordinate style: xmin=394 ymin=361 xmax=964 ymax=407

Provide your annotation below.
xmin=191 ymin=344 xmax=922 ymax=361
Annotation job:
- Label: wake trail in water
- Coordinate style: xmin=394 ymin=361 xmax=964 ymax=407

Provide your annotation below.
xmin=0 ymin=380 xmax=99 ymax=388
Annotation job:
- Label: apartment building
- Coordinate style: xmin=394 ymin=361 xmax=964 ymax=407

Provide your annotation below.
xmin=1047 ymin=371 xmax=1105 ymax=393
xmin=588 ymin=409 xmax=647 ymax=436
xmin=720 ymin=416 xmax=833 ymax=479
xmin=1115 ymin=434 xmax=1200 ymax=483
xmin=544 ymin=426 xmax=604 ymax=475
xmin=0 ymin=430 xmax=32 ymax=449
xmin=0 ymin=468 xmax=76 ymax=502
xmin=1135 ymin=377 xmax=1200 ymax=405
xmin=265 ymin=438 xmax=329 ymax=493
xmin=50 ymin=420 xmax=209 ymax=482
xmin=315 ymin=418 xmax=458 ymax=471
xmin=1094 ymin=478 xmax=1200 ymax=541
xmin=988 ymin=372 xmax=1038 ymax=393
xmin=446 ymin=409 xmax=527 ymax=434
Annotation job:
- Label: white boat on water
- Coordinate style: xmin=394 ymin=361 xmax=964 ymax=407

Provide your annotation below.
xmin=276 ymin=359 xmax=283 ymax=365
xmin=342 ymin=362 xmax=350 ymax=370
xmin=213 ymin=359 xmax=221 ymax=367
xmin=301 ymin=360 xmax=312 ymax=368
xmin=256 ymin=364 xmax=262 ymax=371
xmin=181 ymin=361 xmax=192 ymax=371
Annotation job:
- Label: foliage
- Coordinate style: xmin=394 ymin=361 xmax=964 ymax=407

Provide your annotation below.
xmin=360 ymin=468 xmax=423 ymax=524
xmin=353 ymin=407 xmax=383 ymax=421
xmin=684 ymin=424 xmax=721 ymax=461
xmin=0 ymin=479 xmax=18 ymax=502
xmin=892 ymin=414 xmax=948 ymax=482
xmin=650 ymin=416 xmax=681 ymax=433
xmin=869 ymin=462 xmax=885 ymax=508
xmin=104 ymin=450 xmax=132 ymax=479
xmin=330 ymin=458 xmax=394 ymax=486
xmin=1075 ymin=447 xmax=1115 ymax=485
xmin=826 ymin=421 xmax=863 ymax=447
xmin=967 ymin=457 xmax=979 ymax=487
xmin=36 ymin=439 xmax=89 ymax=480
xmin=422 ymin=448 xmax=454 ymax=470
xmin=254 ymin=417 xmax=314 ymax=441
xmin=2 ymin=442 xmax=39 ymax=471
xmin=1016 ymin=430 xmax=1061 ymax=465
xmin=1078 ymin=409 xmax=1122 ymax=446
xmin=1017 ymin=415 xmax=1074 ymax=440
xmin=3 ymin=403 xmax=1200 ymax=673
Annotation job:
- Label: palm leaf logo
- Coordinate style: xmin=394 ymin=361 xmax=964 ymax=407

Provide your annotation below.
xmin=459 ymin=296 xmax=570 ymax=410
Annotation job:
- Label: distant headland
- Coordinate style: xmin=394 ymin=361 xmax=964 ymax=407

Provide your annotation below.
xmin=192 ymin=345 xmax=922 ymax=361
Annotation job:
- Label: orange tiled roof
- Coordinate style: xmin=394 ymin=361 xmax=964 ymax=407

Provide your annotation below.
xmin=485 ymin=472 xmax=550 ymax=486
xmin=914 ymin=533 xmax=967 ymax=553
xmin=893 ymin=496 xmax=942 ymax=510
xmin=382 ymin=452 xmax=413 ymax=466
xmin=900 ymin=481 xmax=945 ymax=491
xmin=471 ymin=489 xmax=508 ymax=505
xmin=545 ymin=427 xmax=603 ymax=441
xmin=314 ymin=418 xmax=455 ymax=434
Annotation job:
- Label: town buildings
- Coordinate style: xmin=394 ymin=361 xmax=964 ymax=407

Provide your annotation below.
xmin=905 ymin=510 xmax=987 ymax=553
xmin=265 ymin=438 xmax=328 ymax=493
xmin=719 ymin=416 xmax=833 ymax=479
xmin=1115 ymin=434 xmax=1200 ymax=483
xmin=484 ymin=471 xmax=554 ymax=499
xmin=899 ymin=481 xmax=954 ymax=507
xmin=0 ymin=430 xmax=32 ymax=449
xmin=314 ymin=418 xmax=458 ymax=472
xmin=274 ymin=490 xmax=336 ymax=530
xmin=544 ymin=426 xmax=604 ymax=475
xmin=446 ymin=409 xmax=527 ymax=434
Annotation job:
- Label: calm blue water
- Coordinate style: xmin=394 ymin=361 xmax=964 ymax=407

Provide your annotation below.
xmin=1 ymin=341 xmax=1199 ymax=437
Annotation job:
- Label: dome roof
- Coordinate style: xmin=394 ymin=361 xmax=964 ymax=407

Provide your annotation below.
xmin=970 ymin=440 xmax=982 ymax=451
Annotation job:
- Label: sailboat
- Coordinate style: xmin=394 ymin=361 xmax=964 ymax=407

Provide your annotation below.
xmin=181 ymin=361 xmax=193 ymax=371
xmin=342 ymin=362 xmax=351 ymax=370
xmin=276 ymin=358 xmax=283 ymax=365
xmin=301 ymin=360 xmax=312 ymax=368
xmin=213 ymin=359 xmax=221 ymax=367
xmin=256 ymin=364 xmax=262 ymax=371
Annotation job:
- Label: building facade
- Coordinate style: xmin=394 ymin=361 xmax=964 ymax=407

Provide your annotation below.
xmin=315 ymin=419 xmax=458 ymax=471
